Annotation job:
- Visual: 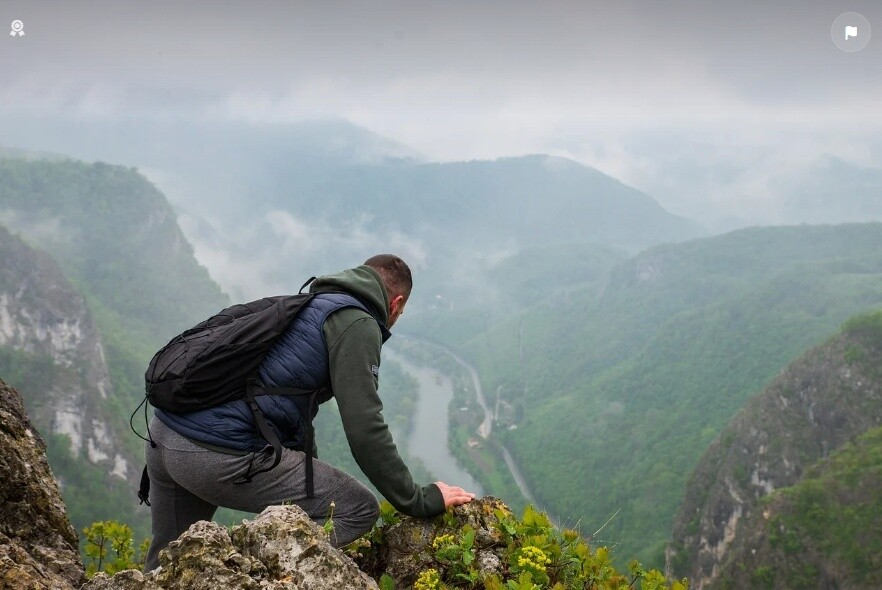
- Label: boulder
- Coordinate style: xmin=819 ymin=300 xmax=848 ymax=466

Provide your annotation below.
xmin=355 ymin=496 xmax=511 ymax=588
xmin=83 ymin=505 xmax=377 ymax=590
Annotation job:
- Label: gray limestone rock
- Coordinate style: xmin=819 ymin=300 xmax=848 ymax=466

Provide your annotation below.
xmin=82 ymin=506 xmax=378 ymax=590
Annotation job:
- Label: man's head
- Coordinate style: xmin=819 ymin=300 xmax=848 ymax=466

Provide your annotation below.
xmin=364 ymin=254 xmax=412 ymax=328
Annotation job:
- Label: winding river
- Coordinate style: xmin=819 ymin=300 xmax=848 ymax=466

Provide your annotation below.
xmin=385 ymin=349 xmax=484 ymax=494
xmin=387 ymin=345 xmax=553 ymax=524
xmin=438 ymin=347 xmax=553 ymax=521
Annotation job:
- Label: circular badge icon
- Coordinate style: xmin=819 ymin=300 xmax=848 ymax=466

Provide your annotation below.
xmin=832 ymin=12 xmax=871 ymax=52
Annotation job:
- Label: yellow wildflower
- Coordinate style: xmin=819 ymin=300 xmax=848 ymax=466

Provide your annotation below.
xmin=414 ymin=568 xmax=443 ymax=590
xmin=517 ymin=546 xmax=551 ymax=577
xmin=432 ymin=534 xmax=455 ymax=551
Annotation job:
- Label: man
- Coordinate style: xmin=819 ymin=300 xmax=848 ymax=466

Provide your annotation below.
xmin=143 ymin=254 xmax=475 ymax=570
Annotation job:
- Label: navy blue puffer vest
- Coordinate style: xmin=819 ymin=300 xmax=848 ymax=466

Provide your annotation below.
xmin=155 ymin=293 xmax=371 ymax=451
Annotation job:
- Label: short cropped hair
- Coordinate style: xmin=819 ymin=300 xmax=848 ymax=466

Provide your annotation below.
xmin=364 ymin=254 xmax=413 ymax=300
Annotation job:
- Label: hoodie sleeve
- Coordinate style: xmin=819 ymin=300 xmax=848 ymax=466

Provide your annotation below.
xmin=323 ymin=308 xmax=445 ymax=518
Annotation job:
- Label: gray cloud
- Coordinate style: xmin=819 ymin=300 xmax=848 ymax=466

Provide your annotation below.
xmin=176 ymin=207 xmax=428 ymax=302
xmin=4 ymin=1 xmax=880 ymax=122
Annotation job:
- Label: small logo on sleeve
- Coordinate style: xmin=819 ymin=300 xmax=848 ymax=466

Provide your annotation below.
xmin=370 ymin=364 xmax=380 ymax=376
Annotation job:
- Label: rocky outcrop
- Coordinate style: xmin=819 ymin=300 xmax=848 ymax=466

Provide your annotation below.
xmin=356 ymin=497 xmax=510 ymax=587
xmin=83 ymin=506 xmax=379 ymax=590
xmin=709 ymin=425 xmax=882 ymax=589
xmin=0 ymin=381 xmax=650 ymax=589
xmin=0 ymin=379 xmax=85 ymax=590
xmin=667 ymin=316 xmax=882 ymax=588
xmin=83 ymin=498 xmax=515 ymax=590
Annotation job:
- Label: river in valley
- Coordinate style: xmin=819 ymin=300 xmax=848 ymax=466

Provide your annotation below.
xmin=385 ymin=349 xmax=484 ymax=495
xmin=387 ymin=344 xmax=561 ymax=527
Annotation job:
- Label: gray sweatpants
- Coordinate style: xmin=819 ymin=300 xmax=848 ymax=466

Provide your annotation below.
xmin=143 ymin=418 xmax=379 ymax=571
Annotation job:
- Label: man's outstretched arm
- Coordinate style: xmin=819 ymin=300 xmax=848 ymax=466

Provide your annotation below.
xmin=325 ymin=310 xmax=467 ymax=517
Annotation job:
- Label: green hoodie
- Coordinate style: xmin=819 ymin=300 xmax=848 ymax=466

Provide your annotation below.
xmin=311 ymin=265 xmax=445 ymax=518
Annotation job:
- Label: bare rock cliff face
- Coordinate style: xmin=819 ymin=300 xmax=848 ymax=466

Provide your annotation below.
xmin=0 ymin=379 xmax=85 ymax=589
xmin=0 ymin=225 xmax=132 ymax=481
xmin=667 ymin=326 xmax=882 ymax=588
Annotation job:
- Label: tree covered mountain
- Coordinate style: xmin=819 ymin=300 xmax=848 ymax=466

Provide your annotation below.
xmin=430 ymin=223 xmax=882 ymax=568
xmin=668 ymin=311 xmax=882 ymax=588
xmin=197 ymin=149 xmax=704 ymax=304
xmin=255 ymin=153 xmax=704 ymax=251
xmin=713 ymin=425 xmax=882 ymax=590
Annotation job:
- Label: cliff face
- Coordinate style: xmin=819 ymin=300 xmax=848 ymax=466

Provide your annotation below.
xmin=0 ymin=379 xmax=85 ymax=589
xmin=0 ymin=225 xmax=131 ymax=480
xmin=711 ymin=425 xmax=882 ymax=589
xmin=667 ymin=313 xmax=882 ymax=588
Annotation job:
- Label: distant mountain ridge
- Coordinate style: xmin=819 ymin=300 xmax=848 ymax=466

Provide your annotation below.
xmin=267 ymin=154 xmax=704 ymax=251
xmin=668 ymin=312 xmax=882 ymax=588
xmin=3 ymin=118 xmax=706 ymax=301
xmin=177 ymin=148 xmax=704 ymax=302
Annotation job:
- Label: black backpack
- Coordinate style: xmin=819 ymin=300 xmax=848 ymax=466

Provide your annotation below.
xmin=134 ymin=278 xmax=327 ymax=503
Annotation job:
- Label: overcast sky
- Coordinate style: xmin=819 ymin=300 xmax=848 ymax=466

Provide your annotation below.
xmin=2 ymin=0 xmax=879 ymax=157
xmin=2 ymin=0 xmax=881 ymax=229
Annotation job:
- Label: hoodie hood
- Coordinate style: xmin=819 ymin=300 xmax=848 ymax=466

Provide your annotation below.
xmin=310 ymin=265 xmax=389 ymax=327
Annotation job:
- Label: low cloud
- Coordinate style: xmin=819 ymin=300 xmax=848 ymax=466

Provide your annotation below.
xmin=178 ymin=209 xmax=428 ymax=302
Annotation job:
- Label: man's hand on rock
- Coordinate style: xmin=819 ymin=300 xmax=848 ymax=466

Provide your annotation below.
xmin=435 ymin=481 xmax=476 ymax=508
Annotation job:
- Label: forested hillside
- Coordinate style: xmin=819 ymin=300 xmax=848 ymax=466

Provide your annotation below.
xmin=218 ymin=149 xmax=704 ymax=303
xmin=256 ymin=153 xmax=704 ymax=253
xmin=0 ymin=120 xmax=705 ymax=305
xmin=435 ymin=223 xmax=882 ymax=567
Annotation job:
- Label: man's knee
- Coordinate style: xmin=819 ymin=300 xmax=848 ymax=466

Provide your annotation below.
xmin=363 ymin=493 xmax=380 ymax=522
xmin=342 ymin=481 xmax=380 ymax=525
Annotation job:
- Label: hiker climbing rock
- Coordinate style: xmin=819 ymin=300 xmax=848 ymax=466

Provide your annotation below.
xmin=139 ymin=254 xmax=475 ymax=571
